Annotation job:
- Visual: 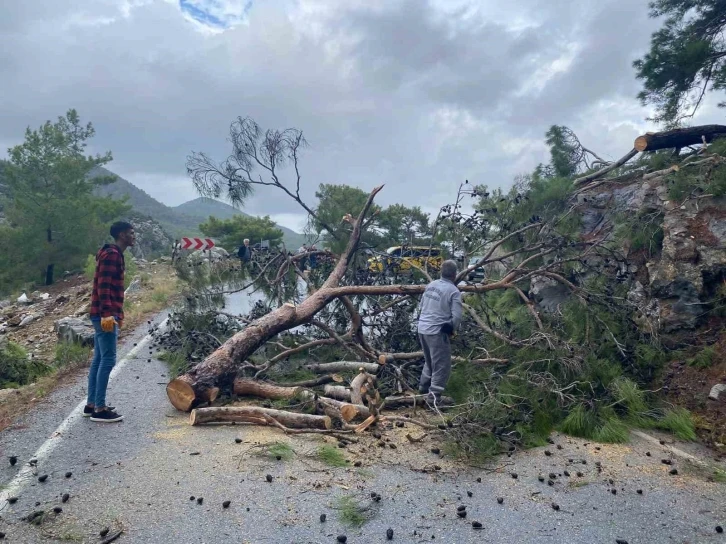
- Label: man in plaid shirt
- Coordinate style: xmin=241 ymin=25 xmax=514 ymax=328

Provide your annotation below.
xmin=85 ymin=221 xmax=135 ymax=423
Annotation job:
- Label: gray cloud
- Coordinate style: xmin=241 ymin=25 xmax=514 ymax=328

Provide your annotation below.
xmin=0 ymin=0 xmax=717 ymax=232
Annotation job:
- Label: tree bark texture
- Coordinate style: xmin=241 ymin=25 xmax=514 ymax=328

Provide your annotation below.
xmin=189 ymin=406 xmax=332 ymax=429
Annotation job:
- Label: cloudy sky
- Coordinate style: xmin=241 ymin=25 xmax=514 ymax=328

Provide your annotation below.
xmin=0 ymin=0 xmax=721 ymax=232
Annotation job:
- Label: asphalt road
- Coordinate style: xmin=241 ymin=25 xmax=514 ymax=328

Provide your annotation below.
xmin=1 ymin=308 xmax=725 ymax=544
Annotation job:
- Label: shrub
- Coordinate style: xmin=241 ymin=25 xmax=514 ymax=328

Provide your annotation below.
xmin=54 ymin=341 xmax=91 ymax=368
xmin=0 ymin=341 xmax=52 ymax=388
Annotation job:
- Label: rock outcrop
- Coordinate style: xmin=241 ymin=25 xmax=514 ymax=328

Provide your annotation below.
xmin=575 ymin=154 xmax=726 ymax=342
xmin=54 ymin=317 xmax=95 ymax=347
xmin=127 ymin=215 xmax=173 ymax=261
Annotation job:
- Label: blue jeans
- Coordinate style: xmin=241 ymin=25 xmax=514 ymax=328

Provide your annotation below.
xmin=87 ymin=318 xmax=118 ymax=409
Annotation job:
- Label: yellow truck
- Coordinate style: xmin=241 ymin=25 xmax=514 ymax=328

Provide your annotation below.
xmin=367 ymin=246 xmax=443 ymax=274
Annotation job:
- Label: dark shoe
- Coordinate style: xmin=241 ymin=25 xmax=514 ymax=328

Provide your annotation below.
xmin=90 ymin=409 xmax=124 ymax=423
xmin=425 ymin=393 xmax=441 ymax=410
xmin=83 ymin=405 xmax=114 ymax=417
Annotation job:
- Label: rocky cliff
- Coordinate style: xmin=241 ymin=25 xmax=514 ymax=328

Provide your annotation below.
xmin=127 ymin=214 xmax=174 ymax=261
xmin=575 ymin=153 xmax=726 ymax=344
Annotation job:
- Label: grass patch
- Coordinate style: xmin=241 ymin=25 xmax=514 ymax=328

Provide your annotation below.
xmin=655 ymin=407 xmax=697 ymax=441
xmin=158 ymin=351 xmax=189 ymax=377
xmin=687 ymin=346 xmax=717 ymax=369
xmin=560 ymin=404 xmax=630 ymax=444
xmin=316 ymin=444 xmax=349 ymax=467
xmin=712 ymin=468 xmax=726 ymax=483
xmin=264 ymin=441 xmax=295 ymax=461
xmin=681 ymin=459 xmax=726 ymax=483
xmin=336 ymin=496 xmax=369 ymax=528
xmin=53 ymin=342 xmax=91 ymax=368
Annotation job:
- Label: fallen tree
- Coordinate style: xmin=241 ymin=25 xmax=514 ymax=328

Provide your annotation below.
xmin=160 ymin=116 xmax=712 ymax=456
xmin=167 ymin=186 xmax=383 ymax=411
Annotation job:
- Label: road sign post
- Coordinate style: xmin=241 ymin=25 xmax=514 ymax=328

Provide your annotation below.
xmin=180 ymin=237 xmax=215 ymax=251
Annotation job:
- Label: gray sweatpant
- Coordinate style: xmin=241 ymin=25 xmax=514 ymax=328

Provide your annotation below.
xmin=418 ymin=333 xmax=452 ymax=396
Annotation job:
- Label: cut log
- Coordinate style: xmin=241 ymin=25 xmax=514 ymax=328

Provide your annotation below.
xmin=634 ymin=124 xmax=726 ymax=152
xmin=350 ymin=371 xmax=375 ymax=406
xmin=304 ymin=361 xmax=380 ymax=374
xmin=166 ymin=186 xmax=384 ymax=412
xmin=271 ymin=374 xmax=339 ymax=388
xmin=383 ymin=394 xmax=453 ymax=409
xmin=190 ymin=406 xmax=332 ymax=429
xmin=317 ymin=397 xmax=370 ymax=422
xmin=233 ymin=379 xmax=303 ymax=399
xmin=323 ymin=385 xmax=351 ymax=401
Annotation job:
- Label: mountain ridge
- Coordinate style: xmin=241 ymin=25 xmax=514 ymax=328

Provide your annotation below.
xmin=92 ymin=167 xmax=305 ymax=248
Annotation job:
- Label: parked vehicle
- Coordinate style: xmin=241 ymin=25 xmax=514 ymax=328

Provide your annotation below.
xmin=467 ymin=255 xmax=486 ymax=282
xmin=367 ymin=245 xmax=443 ymax=274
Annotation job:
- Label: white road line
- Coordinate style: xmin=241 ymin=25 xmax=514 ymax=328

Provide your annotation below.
xmin=0 ymin=319 xmax=168 ymax=505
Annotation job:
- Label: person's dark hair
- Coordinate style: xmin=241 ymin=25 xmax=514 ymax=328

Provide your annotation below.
xmin=110 ymin=221 xmax=134 ymax=240
xmin=440 ymin=260 xmax=458 ymax=281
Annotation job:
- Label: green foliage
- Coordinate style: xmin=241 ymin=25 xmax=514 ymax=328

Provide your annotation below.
xmin=687 ymin=346 xmax=717 ymax=369
xmin=377 ymin=203 xmax=431 ymax=246
xmin=0 ymin=341 xmax=52 ymax=388
xmin=336 ymin=496 xmax=370 ymax=528
xmin=614 ymin=211 xmax=665 ymax=257
xmin=560 ymin=404 xmax=630 ymax=443
xmin=199 ymin=214 xmax=284 ymax=252
xmin=54 ymin=342 xmax=91 ymax=368
xmin=258 ymin=441 xmax=295 ymax=461
xmin=656 ymin=407 xmax=697 ymax=441
xmin=634 ymin=0 xmax=726 ymax=124
xmin=313 ymin=184 xmax=383 ymax=253
xmin=0 ymin=109 xmax=130 ymax=293
xmin=316 ymin=444 xmax=349 ymax=467
xmin=158 ymin=350 xmax=189 ymax=378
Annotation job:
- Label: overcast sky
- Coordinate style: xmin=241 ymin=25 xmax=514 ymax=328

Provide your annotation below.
xmin=0 ymin=0 xmax=721 ymax=232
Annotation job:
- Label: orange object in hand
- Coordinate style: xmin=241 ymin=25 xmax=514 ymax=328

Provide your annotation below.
xmin=100 ymin=316 xmax=116 ymax=332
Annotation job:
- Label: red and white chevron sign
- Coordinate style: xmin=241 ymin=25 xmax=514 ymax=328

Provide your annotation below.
xmin=180 ymin=237 xmax=215 ymax=250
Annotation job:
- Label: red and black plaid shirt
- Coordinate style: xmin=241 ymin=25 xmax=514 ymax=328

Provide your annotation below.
xmin=90 ymin=244 xmax=125 ymax=320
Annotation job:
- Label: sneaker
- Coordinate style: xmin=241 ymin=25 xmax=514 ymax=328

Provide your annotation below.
xmin=83 ymin=405 xmax=114 ymax=417
xmin=89 ymin=409 xmax=124 ymax=423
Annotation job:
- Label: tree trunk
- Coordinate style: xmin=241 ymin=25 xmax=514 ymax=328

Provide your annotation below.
xmin=634 ymin=124 xmax=726 ymax=152
xmin=190 ymin=406 xmax=332 ymax=429
xmin=233 ymin=379 xmax=304 ymax=399
xmin=167 ymin=187 xmax=384 ymax=412
xmin=383 ymin=394 xmax=453 ymax=409
xmin=305 ymin=361 xmax=380 ymax=374
xmin=45 ymin=264 xmax=54 ymax=286
xmin=573 ymin=149 xmax=639 ymax=186
xmin=323 ymin=385 xmax=351 ymax=401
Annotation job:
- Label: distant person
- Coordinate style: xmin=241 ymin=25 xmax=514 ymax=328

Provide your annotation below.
xmin=309 ymin=244 xmax=318 ymax=269
xmin=86 ymin=221 xmax=135 ymax=423
xmin=297 ymin=243 xmax=308 ymax=270
xmin=238 ymin=238 xmax=252 ymax=266
xmin=417 ymin=260 xmax=462 ymax=406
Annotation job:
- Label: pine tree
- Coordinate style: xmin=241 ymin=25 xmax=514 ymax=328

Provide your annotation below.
xmin=634 ymin=0 xmax=726 ymax=125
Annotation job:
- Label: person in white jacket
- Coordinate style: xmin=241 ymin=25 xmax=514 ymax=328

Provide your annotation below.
xmin=417 ymin=260 xmax=463 ymax=403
